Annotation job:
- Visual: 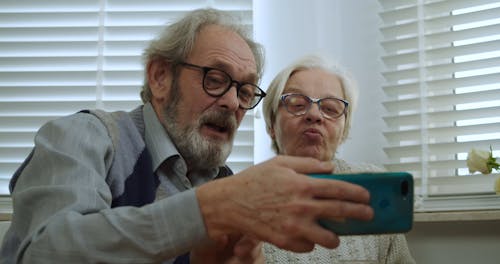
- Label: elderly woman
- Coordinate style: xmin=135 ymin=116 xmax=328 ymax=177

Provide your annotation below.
xmin=261 ymin=55 xmax=415 ymax=263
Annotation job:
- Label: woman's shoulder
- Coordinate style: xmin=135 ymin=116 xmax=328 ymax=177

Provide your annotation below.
xmin=263 ymin=235 xmax=397 ymax=263
xmin=333 ymin=158 xmax=384 ymax=173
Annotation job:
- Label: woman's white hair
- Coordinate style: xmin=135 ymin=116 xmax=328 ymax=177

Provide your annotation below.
xmin=262 ymin=54 xmax=359 ymax=154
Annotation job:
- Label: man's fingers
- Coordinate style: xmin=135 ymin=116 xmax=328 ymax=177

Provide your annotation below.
xmin=270 ymin=234 xmax=317 ymax=253
xmin=270 ymin=155 xmax=334 ymax=174
xmin=311 ymin=178 xmax=371 ymax=204
xmin=296 ymin=222 xmax=341 ymax=250
xmin=315 ymin=199 xmax=374 ymax=221
xmin=233 ymin=236 xmax=259 ymax=257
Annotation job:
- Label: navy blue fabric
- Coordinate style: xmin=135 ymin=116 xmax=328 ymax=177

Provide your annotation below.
xmin=111 ymin=148 xmax=159 ymax=207
xmin=173 ymin=252 xmax=190 ymax=264
xmin=78 ymin=109 xmax=160 ymax=207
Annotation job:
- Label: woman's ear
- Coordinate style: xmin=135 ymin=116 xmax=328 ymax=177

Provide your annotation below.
xmin=147 ymin=59 xmax=173 ymax=103
xmin=268 ymin=124 xmax=276 ymax=140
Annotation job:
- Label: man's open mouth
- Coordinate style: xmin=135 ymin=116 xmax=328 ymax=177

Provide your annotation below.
xmin=206 ymin=122 xmax=229 ymax=133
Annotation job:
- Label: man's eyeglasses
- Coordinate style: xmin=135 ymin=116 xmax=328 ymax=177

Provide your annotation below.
xmin=178 ymin=62 xmax=266 ymax=109
xmin=280 ymin=93 xmax=349 ymax=120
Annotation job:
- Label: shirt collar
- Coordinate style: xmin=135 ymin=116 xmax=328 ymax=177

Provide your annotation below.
xmin=143 ymin=102 xmax=181 ymax=172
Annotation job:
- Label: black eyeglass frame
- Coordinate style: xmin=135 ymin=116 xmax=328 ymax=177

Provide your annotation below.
xmin=178 ymin=62 xmax=266 ymax=110
xmin=280 ymin=93 xmax=349 ymax=119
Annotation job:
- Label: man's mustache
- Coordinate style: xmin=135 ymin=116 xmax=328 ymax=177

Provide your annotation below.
xmin=199 ymin=110 xmax=237 ymax=134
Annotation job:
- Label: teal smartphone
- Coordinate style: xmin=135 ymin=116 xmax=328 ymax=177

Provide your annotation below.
xmin=310 ymin=172 xmax=414 ymax=235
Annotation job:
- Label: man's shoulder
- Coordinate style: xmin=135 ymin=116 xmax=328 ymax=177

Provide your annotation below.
xmin=79 ymin=106 xmax=145 ymax=146
xmin=44 ymin=108 xmax=133 ymax=130
xmin=80 ymin=108 xmax=136 ymax=123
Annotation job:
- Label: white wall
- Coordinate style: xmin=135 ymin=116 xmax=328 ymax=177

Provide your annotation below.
xmin=253 ymin=0 xmax=386 ymax=165
xmin=252 ymin=1 xmax=500 ymax=263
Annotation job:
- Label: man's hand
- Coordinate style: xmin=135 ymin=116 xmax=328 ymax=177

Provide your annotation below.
xmin=196 ymin=155 xmax=374 ymax=253
xmin=190 ymin=235 xmax=264 ymax=264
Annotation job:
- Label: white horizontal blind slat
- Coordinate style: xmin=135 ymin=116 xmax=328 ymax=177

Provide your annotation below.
xmin=383 ymin=86 xmax=500 ymax=112
xmin=378 ymin=0 xmax=500 ymax=211
xmin=0 ymin=1 xmax=101 ymax=195
xmin=383 ymin=105 xmax=500 ymax=128
xmin=0 ymin=0 xmax=255 ymax=195
xmin=382 ymin=56 xmax=500 ymax=84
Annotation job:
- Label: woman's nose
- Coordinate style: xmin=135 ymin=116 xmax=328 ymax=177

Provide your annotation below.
xmin=305 ymin=103 xmax=323 ymax=122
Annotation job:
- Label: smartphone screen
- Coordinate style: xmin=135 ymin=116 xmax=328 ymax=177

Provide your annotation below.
xmin=310 ymin=172 xmax=414 ymax=235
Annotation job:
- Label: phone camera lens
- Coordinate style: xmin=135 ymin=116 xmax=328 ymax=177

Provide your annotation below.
xmin=401 ymin=180 xmax=409 ymax=196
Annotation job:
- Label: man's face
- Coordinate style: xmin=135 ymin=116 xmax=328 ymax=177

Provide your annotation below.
xmin=153 ymin=25 xmax=258 ymax=170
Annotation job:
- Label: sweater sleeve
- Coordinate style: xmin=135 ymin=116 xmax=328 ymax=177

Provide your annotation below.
xmin=385 ymin=234 xmax=416 ymax=264
xmin=2 ymin=113 xmax=207 ymax=263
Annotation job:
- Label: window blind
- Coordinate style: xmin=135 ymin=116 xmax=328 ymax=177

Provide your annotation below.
xmin=379 ymin=0 xmax=500 ymax=211
xmin=0 ymin=0 xmax=255 ymax=195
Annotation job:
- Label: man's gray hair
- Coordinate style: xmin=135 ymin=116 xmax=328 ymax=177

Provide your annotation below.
xmin=140 ymin=8 xmax=265 ymax=102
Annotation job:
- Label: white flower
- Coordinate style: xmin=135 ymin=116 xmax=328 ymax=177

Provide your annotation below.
xmin=466 ymin=147 xmax=499 ymax=174
xmin=467 ymin=149 xmax=492 ymax=174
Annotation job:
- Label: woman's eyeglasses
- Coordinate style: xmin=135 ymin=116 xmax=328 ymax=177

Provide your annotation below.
xmin=280 ymin=93 xmax=349 ymax=119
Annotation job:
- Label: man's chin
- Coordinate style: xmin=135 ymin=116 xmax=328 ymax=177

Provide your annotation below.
xmin=202 ymin=140 xmax=232 ymax=168
xmin=200 ymin=134 xmax=229 ymax=145
xmin=198 ymin=132 xmax=232 ymax=150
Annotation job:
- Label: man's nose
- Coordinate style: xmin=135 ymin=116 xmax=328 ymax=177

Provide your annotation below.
xmin=216 ymin=83 xmax=240 ymax=111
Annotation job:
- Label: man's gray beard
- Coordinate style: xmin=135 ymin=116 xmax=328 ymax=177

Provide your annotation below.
xmin=162 ymin=79 xmax=235 ymax=171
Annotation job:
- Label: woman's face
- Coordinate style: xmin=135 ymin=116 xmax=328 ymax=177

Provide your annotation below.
xmin=270 ymin=68 xmax=346 ymax=161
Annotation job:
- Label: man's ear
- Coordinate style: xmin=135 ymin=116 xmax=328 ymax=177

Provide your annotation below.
xmin=147 ymin=59 xmax=173 ymax=103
